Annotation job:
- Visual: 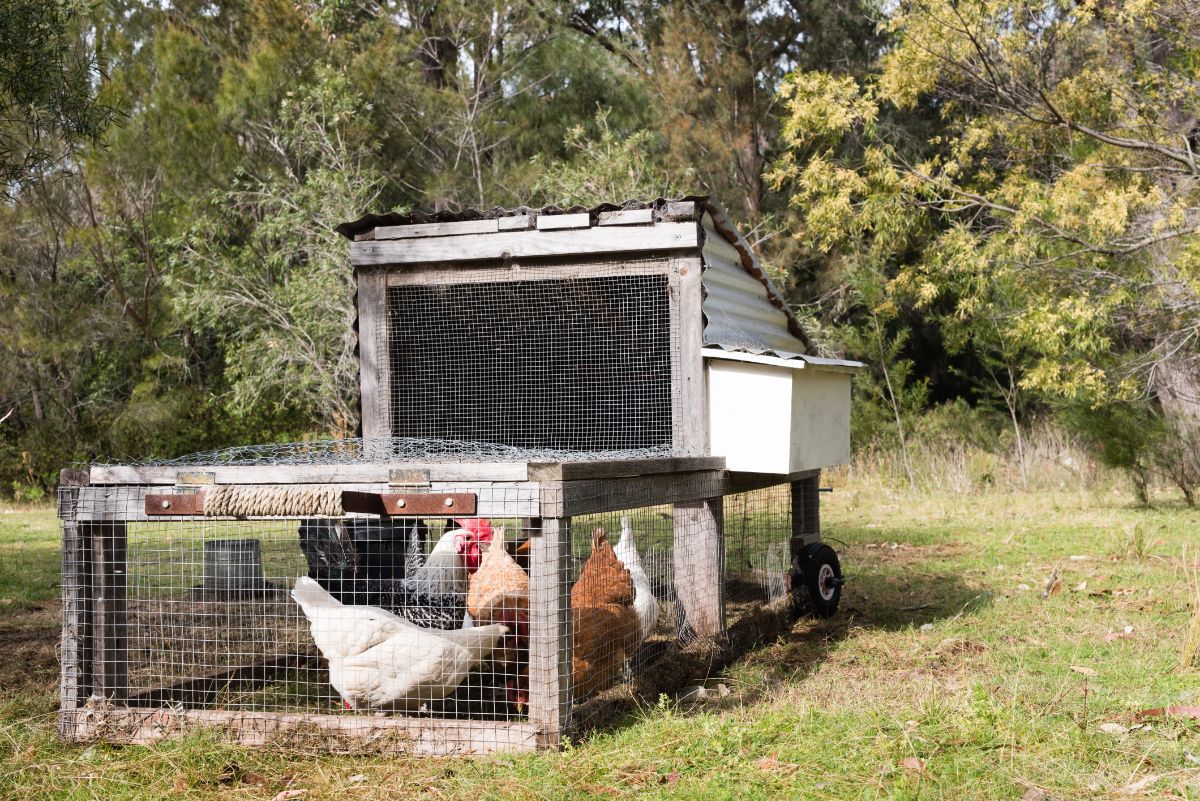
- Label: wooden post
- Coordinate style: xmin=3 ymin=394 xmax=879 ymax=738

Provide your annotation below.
xmin=790 ymin=471 xmax=821 ymax=558
xmin=92 ymin=521 xmax=129 ymax=702
xmin=673 ymin=497 xmax=725 ymax=640
xmin=58 ymin=468 xmax=93 ymax=740
xmin=356 ymin=266 xmax=389 ymax=449
xmin=671 ymin=249 xmax=725 ymax=641
xmin=526 ymin=517 xmax=571 ymax=747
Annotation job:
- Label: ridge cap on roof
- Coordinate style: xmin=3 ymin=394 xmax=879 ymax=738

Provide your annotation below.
xmin=334 ymin=195 xmax=710 ymax=240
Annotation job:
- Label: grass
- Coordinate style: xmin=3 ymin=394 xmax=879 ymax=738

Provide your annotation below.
xmin=3 ymin=482 xmax=1200 ymax=800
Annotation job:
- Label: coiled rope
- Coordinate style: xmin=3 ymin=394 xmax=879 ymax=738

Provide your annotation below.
xmin=203 ymin=485 xmax=343 ymax=517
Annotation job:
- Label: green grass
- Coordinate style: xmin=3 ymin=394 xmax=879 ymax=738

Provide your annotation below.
xmin=3 ymin=485 xmax=1200 ymax=800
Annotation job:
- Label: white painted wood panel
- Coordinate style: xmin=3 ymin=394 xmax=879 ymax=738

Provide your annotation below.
xmin=790 ymin=369 xmax=852 ymax=471
xmin=705 ymin=359 xmax=852 ymax=474
xmin=707 ymin=360 xmax=793 ymax=473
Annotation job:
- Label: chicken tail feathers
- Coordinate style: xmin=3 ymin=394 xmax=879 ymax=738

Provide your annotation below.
xmin=292 ymin=575 xmax=341 ymax=615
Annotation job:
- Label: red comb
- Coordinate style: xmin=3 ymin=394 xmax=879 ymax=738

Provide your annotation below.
xmin=455 ymin=518 xmax=493 ymax=539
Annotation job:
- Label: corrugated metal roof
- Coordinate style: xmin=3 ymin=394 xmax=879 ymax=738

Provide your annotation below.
xmin=336 ymin=195 xmax=821 ymax=357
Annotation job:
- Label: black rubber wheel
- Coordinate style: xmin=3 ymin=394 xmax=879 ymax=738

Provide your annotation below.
xmin=792 ymin=542 xmax=843 ymax=617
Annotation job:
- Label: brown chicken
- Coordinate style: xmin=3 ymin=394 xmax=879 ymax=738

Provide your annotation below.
xmin=466 ymin=527 xmax=530 ymax=712
xmin=571 ymin=528 xmax=640 ymax=697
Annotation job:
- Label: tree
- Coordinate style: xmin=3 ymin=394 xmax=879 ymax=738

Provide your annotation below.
xmin=0 ymin=0 xmax=114 ymax=192
xmin=770 ymin=0 xmax=1200 ymax=500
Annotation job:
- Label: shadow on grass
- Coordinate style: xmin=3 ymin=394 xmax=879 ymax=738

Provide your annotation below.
xmin=571 ymin=560 xmax=992 ymax=738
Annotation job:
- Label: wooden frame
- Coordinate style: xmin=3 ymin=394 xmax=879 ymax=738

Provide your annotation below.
xmin=58 ymin=455 xmax=820 ymax=755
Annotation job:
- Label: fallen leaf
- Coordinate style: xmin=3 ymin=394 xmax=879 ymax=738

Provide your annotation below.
xmin=660 ymin=770 xmax=680 ymax=786
xmin=241 ymin=772 xmax=269 ymax=787
xmin=271 ymin=791 xmax=307 ymax=801
xmin=1120 ymin=774 xmax=1161 ymax=793
xmin=1099 ymin=722 xmax=1127 ymax=735
xmin=1070 ymin=665 xmax=1097 ymax=677
xmin=898 ymin=756 xmax=925 ymax=773
xmin=1020 ymin=788 xmax=1047 ymax=801
xmin=173 ymin=774 xmax=188 ymax=792
xmin=755 ymin=754 xmax=801 ymax=774
xmin=1130 ymin=706 xmax=1200 ymax=722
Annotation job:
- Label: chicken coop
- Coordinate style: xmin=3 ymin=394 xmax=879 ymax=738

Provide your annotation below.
xmin=58 ymin=197 xmax=862 ymax=755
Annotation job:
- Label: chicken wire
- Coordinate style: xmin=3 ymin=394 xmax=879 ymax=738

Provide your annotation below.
xmin=379 ymin=260 xmax=682 ymax=452
xmin=94 ymin=437 xmax=698 ymax=468
xmin=59 ymin=476 xmax=803 ymax=753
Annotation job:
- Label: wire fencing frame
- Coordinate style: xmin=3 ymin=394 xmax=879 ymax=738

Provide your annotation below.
xmin=59 ymin=470 xmax=805 ymax=754
xmin=372 ymin=256 xmax=688 ymax=453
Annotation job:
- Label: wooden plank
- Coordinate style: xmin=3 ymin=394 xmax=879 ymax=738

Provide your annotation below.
xmin=58 ymin=474 xmax=94 ymax=740
xmin=528 ymin=456 xmax=725 ymax=483
xmin=527 ymin=518 xmax=571 ymax=747
xmin=375 ymin=219 xmax=499 ymax=239
xmin=497 ymin=215 xmax=533 ymax=231
xmin=384 ymin=259 xmax=676 ymax=288
xmin=145 ymin=490 xmax=478 ymax=517
xmin=126 ymin=654 xmax=322 ymax=708
xmin=79 ymin=482 xmax=542 ymax=522
xmin=355 ymin=267 xmax=389 ymax=442
xmin=664 ymin=200 xmax=697 ymax=220
xmin=70 ymin=708 xmax=542 ymax=754
xmin=673 ymin=254 xmax=707 ymax=451
xmin=342 ymin=491 xmax=477 ymax=516
xmin=90 ymin=461 xmax=530 ymax=486
xmin=92 ymin=522 xmax=128 ymax=702
xmin=673 ymin=497 xmax=725 ymax=640
xmin=536 ymin=213 xmax=590 ymax=231
xmin=597 ymin=208 xmax=653 ymax=226
xmin=550 ymin=470 xmax=726 ymax=518
xmin=350 ymin=222 xmax=700 ymax=266
xmin=724 ymin=469 xmax=817 ymax=495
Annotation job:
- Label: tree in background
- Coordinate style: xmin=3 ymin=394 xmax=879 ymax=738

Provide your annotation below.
xmin=0 ymin=0 xmax=114 ymax=193
xmin=770 ymin=0 xmax=1200 ymax=501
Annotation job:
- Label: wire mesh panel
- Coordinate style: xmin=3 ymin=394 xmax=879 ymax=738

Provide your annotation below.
xmin=382 ymin=261 xmax=680 ymax=451
xmin=562 ymin=484 xmax=793 ymax=730
xmin=59 ymin=464 xmax=806 ymax=754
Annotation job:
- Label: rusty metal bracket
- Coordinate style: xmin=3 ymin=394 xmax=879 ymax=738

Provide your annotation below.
xmin=146 ymin=494 xmax=207 ymax=515
xmin=341 ymin=491 xmax=477 ymax=516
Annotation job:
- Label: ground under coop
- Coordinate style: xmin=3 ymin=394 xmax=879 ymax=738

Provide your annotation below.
xmin=57 ymin=454 xmax=832 ymax=755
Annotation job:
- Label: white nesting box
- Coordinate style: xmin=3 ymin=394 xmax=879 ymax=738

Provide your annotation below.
xmin=339 ymin=197 xmax=861 ymax=475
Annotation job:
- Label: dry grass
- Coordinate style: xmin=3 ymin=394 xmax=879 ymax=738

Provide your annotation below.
xmin=4 ymin=484 xmax=1200 ymax=800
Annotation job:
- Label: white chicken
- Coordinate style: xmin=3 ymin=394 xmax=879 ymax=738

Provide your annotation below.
xmin=292 ymin=576 xmax=507 ymax=711
xmin=614 ymin=515 xmax=658 ymax=648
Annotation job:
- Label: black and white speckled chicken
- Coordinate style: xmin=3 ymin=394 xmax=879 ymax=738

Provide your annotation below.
xmin=298 ymin=518 xmax=493 ymax=630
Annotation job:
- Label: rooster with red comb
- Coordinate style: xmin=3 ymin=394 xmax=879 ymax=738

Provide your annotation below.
xmin=299 ymin=517 xmax=495 ymax=630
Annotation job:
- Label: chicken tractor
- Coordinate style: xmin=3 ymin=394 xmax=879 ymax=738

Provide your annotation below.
xmin=57 ymin=197 xmax=860 ymax=755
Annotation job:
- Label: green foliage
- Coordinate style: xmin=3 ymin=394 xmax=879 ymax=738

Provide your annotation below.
xmin=0 ymin=0 xmax=114 ymax=192
xmin=531 ymin=108 xmax=691 ymax=207
xmin=174 ymin=69 xmax=383 ymax=435
xmin=771 ymin=0 xmax=1200 ymax=500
